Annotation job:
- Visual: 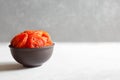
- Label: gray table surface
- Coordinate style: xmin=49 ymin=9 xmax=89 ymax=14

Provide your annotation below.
xmin=0 ymin=42 xmax=120 ymax=80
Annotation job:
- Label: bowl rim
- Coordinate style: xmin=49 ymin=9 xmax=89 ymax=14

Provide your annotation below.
xmin=9 ymin=43 xmax=55 ymax=49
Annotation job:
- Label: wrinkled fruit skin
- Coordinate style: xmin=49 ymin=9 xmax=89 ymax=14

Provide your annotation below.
xmin=11 ymin=30 xmax=53 ymax=48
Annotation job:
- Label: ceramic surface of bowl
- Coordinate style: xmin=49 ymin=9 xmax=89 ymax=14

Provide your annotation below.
xmin=9 ymin=43 xmax=55 ymax=67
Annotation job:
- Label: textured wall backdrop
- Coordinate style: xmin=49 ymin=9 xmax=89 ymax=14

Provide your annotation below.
xmin=0 ymin=0 xmax=120 ymax=42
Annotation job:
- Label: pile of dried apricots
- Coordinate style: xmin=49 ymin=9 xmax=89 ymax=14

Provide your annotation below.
xmin=11 ymin=30 xmax=53 ymax=48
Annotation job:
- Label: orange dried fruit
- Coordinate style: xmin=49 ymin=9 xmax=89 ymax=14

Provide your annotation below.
xmin=11 ymin=30 xmax=53 ymax=48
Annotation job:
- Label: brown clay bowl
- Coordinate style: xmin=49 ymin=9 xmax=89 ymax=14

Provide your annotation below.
xmin=9 ymin=43 xmax=55 ymax=67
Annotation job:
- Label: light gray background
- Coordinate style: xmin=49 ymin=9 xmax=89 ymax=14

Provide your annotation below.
xmin=0 ymin=0 xmax=120 ymax=42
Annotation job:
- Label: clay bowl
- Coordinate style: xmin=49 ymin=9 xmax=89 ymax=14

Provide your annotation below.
xmin=9 ymin=43 xmax=55 ymax=67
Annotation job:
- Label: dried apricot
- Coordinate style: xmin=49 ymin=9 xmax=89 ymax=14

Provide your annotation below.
xmin=11 ymin=30 xmax=53 ymax=48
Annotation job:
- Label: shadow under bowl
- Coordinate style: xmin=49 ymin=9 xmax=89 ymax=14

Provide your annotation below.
xmin=9 ymin=43 xmax=55 ymax=67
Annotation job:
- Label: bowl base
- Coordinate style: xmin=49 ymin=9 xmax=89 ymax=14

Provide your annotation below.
xmin=22 ymin=64 xmax=42 ymax=68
